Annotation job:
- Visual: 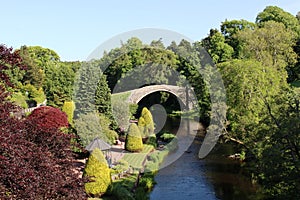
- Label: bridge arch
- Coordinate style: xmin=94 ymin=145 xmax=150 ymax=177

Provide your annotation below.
xmin=124 ymin=84 xmax=197 ymax=111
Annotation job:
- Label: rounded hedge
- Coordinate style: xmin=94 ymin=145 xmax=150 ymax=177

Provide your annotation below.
xmin=27 ymin=106 xmax=69 ymax=130
xmin=125 ymin=123 xmax=143 ymax=152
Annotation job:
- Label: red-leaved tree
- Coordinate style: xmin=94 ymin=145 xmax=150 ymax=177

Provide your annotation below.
xmin=0 ymin=45 xmax=87 ymax=199
xmin=27 ymin=106 xmax=69 ymax=130
xmin=0 ymin=88 xmax=87 ymax=199
xmin=0 ymin=44 xmax=26 ymax=87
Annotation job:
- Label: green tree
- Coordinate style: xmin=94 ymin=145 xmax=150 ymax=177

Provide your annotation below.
xmin=19 ymin=46 xmax=78 ymax=107
xmin=218 ymin=58 xmax=300 ymax=198
xmin=218 ymin=59 xmax=286 ymax=145
xmin=95 ymin=72 xmax=116 ymax=129
xmin=111 ymin=92 xmax=131 ymax=132
xmin=255 ymin=6 xmax=300 ymax=82
xmin=201 ymin=29 xmax=234 ymax=63
xmin=73 ymin=61 xmax=101 ymax=117
xmin=220 ymin=19 xmax=256 ymax=58
xmin=22 ymin=84 xmax=46 ymax=104
xmin=170 ymin=39 xmax=211 ymax=124
xmin=256 ymin=6 xmax=300 ymax=36
xmin=259 ymin=89 xmax=300 ymax=199
xmin=237 ymin=21 xmax=297 ymax=72
xmin=150 ymin=38 xmax=165 ymax=49
xmin=138 ymin=107 xmax=154 ymax=138
xmin=74 ymin=112 xmax=117 ymax=146
xmin=125 ymin=123 xmax=143 ymax=152
xmin=45 ymin=62 xmax=77 ymax=107
xmin=19 ymin=46 xmax=45 ymax=89
xmin=84 ymin=148 xmax=111 ymax=197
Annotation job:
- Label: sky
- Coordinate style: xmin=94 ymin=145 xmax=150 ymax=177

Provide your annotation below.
xmin=1 ymin=0 xmax=300 ymax=61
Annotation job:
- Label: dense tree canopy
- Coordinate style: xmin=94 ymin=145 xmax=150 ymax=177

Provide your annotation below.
xmin=0 ymin=45 xmax=26 ymax=88
xmin=256 ymin=6 xmax=300 ymax=36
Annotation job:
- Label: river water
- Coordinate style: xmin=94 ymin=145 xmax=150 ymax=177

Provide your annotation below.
xmin=150 ymin=119 xmax=259 ymax=200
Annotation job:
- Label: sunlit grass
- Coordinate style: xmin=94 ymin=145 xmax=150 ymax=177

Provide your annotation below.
xmin=123 ymin=145 xmax=154 ymax=169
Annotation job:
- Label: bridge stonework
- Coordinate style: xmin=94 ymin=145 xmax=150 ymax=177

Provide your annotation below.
xmin=123 ymin=84 xmax=197 ymax=111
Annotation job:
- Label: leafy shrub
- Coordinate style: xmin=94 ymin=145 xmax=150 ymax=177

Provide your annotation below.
xmin=129 ymin=103 xmax=138 ymax=119
xmin=98 ymin=114 xmax=118 ymax=144
xmin=27 ymin=106 xmax=69 ymax=130
xmin=160 ymin=132 xmax=175 ymax=143
xmin=74 ymin=112 xmax=105 ymax=147
xmin=135 ymin=173 xmax=156 ymax=199
xmin=109 ymin=183 xmax=134 ymax=200
xmin=138 ymin=107 xmax=154 ymax=138
xmin=148 ymin=154 xmax=158 ymax=163
xmin=84 ymin=148 xmax=111 ymax=197
xmin=134 ymin=187 xmax=148 ymax=200
xmin=9 ymin=92 xmax=28 ymax=108
xmin=146 ymin=134 xmax=157 ymax=148
xmin=139 ymin=176 xmax=155 ymax=192
xmin=62 ymin=101 xmax=75 ymax=124
xmin=112 ymin=159 xmax=129 ymax=174
xmin=74 ymin=112 xmax=117 ymax=147
xmin=125 ymin=123 xmax=143 ymax=152
xmin=22 ymin=84 xmax=46 ymax=104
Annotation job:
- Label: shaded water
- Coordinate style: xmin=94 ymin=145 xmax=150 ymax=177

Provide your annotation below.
xmin=150 ymin=119 xmax=259 ymax=200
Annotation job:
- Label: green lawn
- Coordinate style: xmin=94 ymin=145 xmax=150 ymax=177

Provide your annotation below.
xmin=111 ymin=91 xmax=131 ymax=101
xmin=123 ymin=145 xmax=154 ymax=169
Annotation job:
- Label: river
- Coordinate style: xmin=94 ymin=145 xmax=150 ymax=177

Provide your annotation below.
xmin=150 ymin=118 xmax=260 ymax=200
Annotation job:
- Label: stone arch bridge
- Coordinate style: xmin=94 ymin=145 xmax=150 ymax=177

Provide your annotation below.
xmin=114 ymin=84 xmax=198 ymax=110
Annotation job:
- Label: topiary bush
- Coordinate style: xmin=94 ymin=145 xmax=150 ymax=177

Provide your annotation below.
xmin=125 ymin=123 xmax=143 ymax=152
xmin=138 ymin=107 xmax=154 ymax=138
xmin=62 ymin=101 xmax=75 ymax=125
xmin=84 ymin=148 xmax=111 ymax=197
